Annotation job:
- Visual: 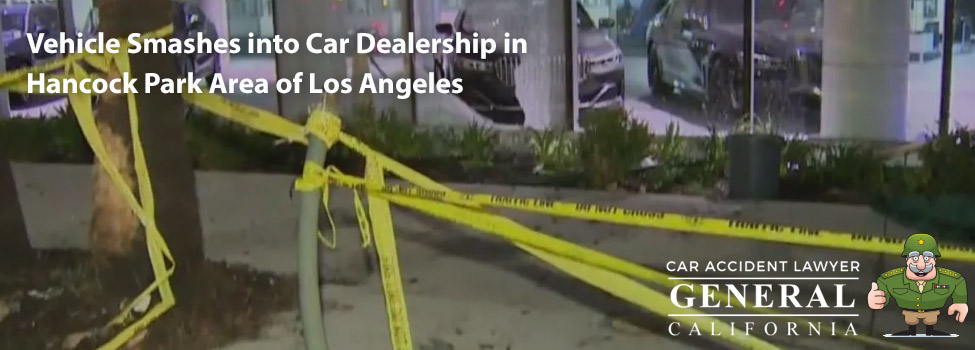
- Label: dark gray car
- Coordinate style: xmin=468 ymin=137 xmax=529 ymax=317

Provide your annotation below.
xmin=3 ymin=3 xmax=61 ymax=106
xmin=435 ymin=1 xmax=624 ymax=125
xmin=647 ymin=0 xmax=822 ymax=123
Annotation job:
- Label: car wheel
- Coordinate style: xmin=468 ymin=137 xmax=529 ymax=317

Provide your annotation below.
xmin=8 ymin=91 xmax=28 ymax=108
xmin=434 ymin=55 xmax=451 ymax=81
xmin=206 ymin=56 xmax=221 ymax=84
xmin=7 ymin=61 xmax=30 ymax=108
xmin=647 ymin=45 xmax=669 ymax=97
xmin=704 ymin=57 xmax=743 ymax=122
xmin=177 ymin=54 xmax=194 ymax=79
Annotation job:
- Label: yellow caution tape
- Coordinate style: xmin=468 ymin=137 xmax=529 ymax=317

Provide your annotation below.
xmin=183 ymin=92 xmax=918 ymax=349
xmin=0 ymin=24 xmax=173 ymax=89
xmin=0 ymin=22 xmax=185 ymax=350
xmin=4 ymin=73 xmax=77 ymax=94
xmin=353 ymin=180 xmax=916 ymax=350
xmin=531 ymin=249 xmax=780 ymax=350
xmin=182 ymin=91 xmax=306 ymax=144
xmin=64 ymin=60 xmax=176 ymax=350
xmin=353 ymin=185 xmax=374 ymax=249
xmin=287 ymin=159 xmax=914 ymax=349
xmin=366 ymin=158 xmax=414 ymax=350
xmin=83 ymin=54 xmax=114 ymax=76
xmin=306 ymin=108 xmax=342 ymax=147
xmin=0 ymin=55 xmax=74 ymax=88
xmin=383 ymin=190 xmax=779 ymax=349
xmin=294 ymin=162 xmax=372 ymax=249
xmin=319 ymin=173 xmax=975 ymax=264
xmin=172 ymin=69 xmax=923 ymax=349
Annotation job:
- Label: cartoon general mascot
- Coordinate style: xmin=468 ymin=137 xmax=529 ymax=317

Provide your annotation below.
xmin=868 ymin=234 xmax=968 ymax=336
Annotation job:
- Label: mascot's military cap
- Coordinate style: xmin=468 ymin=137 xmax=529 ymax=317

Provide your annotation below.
xmin=902 ymin=233 xmax=941 ymax=257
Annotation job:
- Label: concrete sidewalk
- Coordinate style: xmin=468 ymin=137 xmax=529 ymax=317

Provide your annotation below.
xmin=11 ymin=163 xmax=975 ymax=350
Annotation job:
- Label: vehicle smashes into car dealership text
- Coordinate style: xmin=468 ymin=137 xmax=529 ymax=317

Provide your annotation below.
xmin=24 ymin=31 xmax=530 ymax=99
xmin=665 ymin=259 xmax=862 ymax=337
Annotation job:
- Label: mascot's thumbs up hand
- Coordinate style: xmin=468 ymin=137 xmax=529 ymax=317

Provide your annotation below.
xmin=867 ymin=282 xmax=886 ymax=310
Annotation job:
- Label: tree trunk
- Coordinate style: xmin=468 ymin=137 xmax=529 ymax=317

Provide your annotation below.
xmin=0 ymin=142 xmax=31 ymax=270
xmin=91 ymin=0 xmax=204 ymax=301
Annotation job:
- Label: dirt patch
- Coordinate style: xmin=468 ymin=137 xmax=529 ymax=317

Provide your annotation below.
xmin=0 ymin=250 xmax=296 ymax=350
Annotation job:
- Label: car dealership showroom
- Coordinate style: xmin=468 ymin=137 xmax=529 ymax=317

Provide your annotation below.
xmin=3 ymin=0 xmax=975 ymax=143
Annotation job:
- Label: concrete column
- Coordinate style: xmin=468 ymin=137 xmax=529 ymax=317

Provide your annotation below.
xmin=548 ymin=0 xmax=568 ymax=130
xmin=821 ymin=0 xmax=911 ymax=141
xmin=413 ymin=0 xmax=434 ymax=73
xmin=273 ymin=0 xmax=347 ymax=119
xmin=58 ymin=0 xmax=76 ymax=34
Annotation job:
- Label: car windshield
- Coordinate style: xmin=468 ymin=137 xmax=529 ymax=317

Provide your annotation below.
xmin=788 ymin=0 xmax=823 ymax=27
xmin=2 ymin=13 xmax=24 ymax=31
xmin=459 ymin=2 xmax=526 ymax=34
xmin=578 ymin=4 xmax=595 ymax=29
xmin=460 ymin=0 xmax=581 ymax=36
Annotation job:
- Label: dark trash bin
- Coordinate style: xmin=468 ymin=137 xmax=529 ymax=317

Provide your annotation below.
xmin=727 ymin=133 xmax=783 ymax=199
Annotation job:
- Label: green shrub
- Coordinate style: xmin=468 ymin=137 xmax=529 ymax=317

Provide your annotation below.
xmin=702 ymin=125 xmax=727 ymax=183
xmin=346 ymin=102 xmax=434 ymax=160
xmin=578 ymin=108 xmax=653 ymax=189
xmin=528 ymin=128 xmax=578 ymax=174
xmin=874 ymin=129 xmax=975 ymax=243
xmin=780 ymin=136 xmax=823 ymax=186
xmin=450 ymin=122 xmax=498 ymax=171
xmin=185 ymin=111 xmax=304 ymax=172
xmin=652 ymin=122 xmax=686 ymax=166
xmin=820 ymin=143 xmax=885 ymax=192
xmin=0 ymin=108 xmax=91 ymax=163
xmin=643 ymin=122 xmax=687 ymax=191
xmin=916 ymin=128 xmax=975 ymax=195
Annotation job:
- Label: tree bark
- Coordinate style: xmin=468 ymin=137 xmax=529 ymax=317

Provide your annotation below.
xmin=0 ymin=143 xmax=31 ymax=270
xmin=91 ymin=0 xmax=204 ymax=301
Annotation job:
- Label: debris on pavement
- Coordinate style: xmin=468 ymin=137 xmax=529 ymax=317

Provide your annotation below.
xmin=62 ymin=329 xmax=97 ymax=350
xmin=27 ymin=287 xmax=64 ymax=301
xmin=0 ymin=296 xmax=22 ymax=324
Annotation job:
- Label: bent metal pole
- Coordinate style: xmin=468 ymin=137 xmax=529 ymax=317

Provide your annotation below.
xmin=297 ymin=97 xmax=332 ymax=350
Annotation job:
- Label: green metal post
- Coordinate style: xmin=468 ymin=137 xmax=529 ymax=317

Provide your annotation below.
xmin=298 ymin=112 xmax=330 ymax=350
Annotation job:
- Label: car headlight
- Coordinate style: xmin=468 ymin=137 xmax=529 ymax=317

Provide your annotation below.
xmin=740 ymin=52 xmax=783 ymax=70
xmin=454 ymin=56 xmax=491 ymax=72
xmin=738 ymin=52 xmax=773 ymax=61
xmin=585 ymin=49 xmax=623 ymax=73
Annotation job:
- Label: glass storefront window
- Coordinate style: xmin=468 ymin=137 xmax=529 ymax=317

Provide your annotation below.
xmin=14 ymin=0 xmax=963 ymax=140
xmin=949 ymin=0 xmax=975 ymax=133
xmin=412 ymin=0 xmax=570 ymax=130
xmin=590 ymin=0 xmax=948 ymax=141
xmin=3 ymin=0 xmax=66 ymax=117
xmin=227 ymin=0 xmax=274 ymax=40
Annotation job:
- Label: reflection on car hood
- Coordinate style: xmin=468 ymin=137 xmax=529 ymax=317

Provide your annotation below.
xmin=579 ymin=29 xmax=618 ymax=58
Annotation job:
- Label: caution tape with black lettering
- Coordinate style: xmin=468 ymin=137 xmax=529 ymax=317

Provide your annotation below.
xmin=314 ymin=171 xmax=975 ymax=263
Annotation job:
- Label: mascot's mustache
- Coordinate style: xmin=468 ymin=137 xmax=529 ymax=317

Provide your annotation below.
xmin=909 ymin=263 xmax=934 ymax=275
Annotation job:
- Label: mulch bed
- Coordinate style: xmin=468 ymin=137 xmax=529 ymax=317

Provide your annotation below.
xmin=0 ymin=250 xmax=296 ymax=350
